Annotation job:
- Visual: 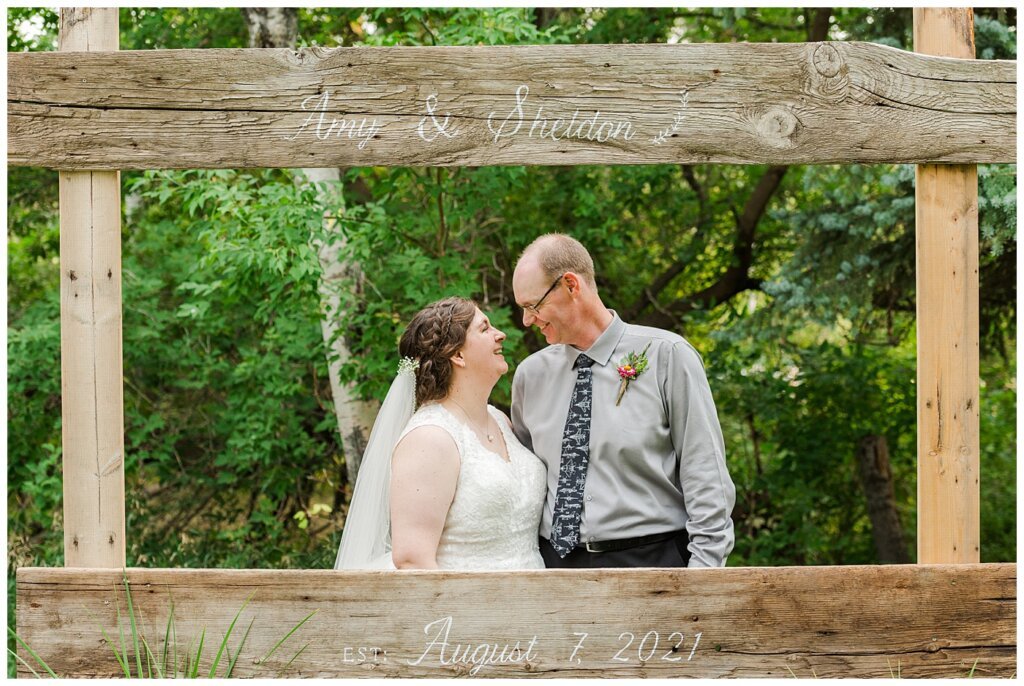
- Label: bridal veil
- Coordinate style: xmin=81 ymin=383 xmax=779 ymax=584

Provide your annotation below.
xmin=333 ymin=358 xmax=418 ymax=569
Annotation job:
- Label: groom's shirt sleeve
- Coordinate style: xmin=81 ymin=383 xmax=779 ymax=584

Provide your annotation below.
xmin=511 ymin=364 xmax=533 ymax=451
xmin=664 ymin=340 xmax=736 ymax=568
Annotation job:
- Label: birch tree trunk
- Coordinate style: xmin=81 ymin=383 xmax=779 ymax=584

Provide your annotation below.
xmin=242 ymin=8 xmax=377 ymax=487
xmin=301 ymin=167 xmax=378 ymax=484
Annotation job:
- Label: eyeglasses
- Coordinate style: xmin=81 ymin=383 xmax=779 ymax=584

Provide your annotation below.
xmin=521 ymin=274 xmax=565 ymax=316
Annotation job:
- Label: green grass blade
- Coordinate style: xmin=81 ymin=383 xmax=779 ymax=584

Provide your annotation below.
xmin=225 ymin=618 xmax=255 ymax=678
xmin=96 ymin=623 xmax=131 ymax=678
xmin=171 ymin=598 xmax=179 ymax=677
xmin=161 ymin=594 xmax=174 ymax=677
xmin=208 ymin=592 xmax=254 ymax=678
xmin=256 ymin=609 xmax=318 ymax=665
xmin=121 ymin=572 xmax=145 ymax=678
xmin=189 ymin=627 xmax=205 ymax=678
xmin=110 ymin=591 xmax=132 ymax=677
xmin=142 ymin=636 xmax=163 ymax=679
xmin=182 ymin=633 xmax=195 ymax=679
xmin=143 ymin=632 xmax=152 ymax=678
xmin=8 ymin=645 xmax=43 ymax=678
xmin=7 ymin=626 xmax=59 ymax=679
xmin=279 ymin=642 xmax=309 ymax=675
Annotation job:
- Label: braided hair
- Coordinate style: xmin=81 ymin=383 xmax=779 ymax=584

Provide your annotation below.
xmin=399 ymin=297 xmax=478 ymax=407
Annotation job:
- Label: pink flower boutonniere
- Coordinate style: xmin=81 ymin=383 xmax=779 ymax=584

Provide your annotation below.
xmin=615 ymin=341 xmax=652 ymax=406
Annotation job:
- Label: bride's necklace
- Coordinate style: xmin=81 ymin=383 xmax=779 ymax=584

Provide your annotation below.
xmin=447 ymin=398 xmax=494 ymax=443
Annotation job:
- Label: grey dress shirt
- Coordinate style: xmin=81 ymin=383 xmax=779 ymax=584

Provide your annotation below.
xmin=511 ymin=313 xmax=736 ymax=568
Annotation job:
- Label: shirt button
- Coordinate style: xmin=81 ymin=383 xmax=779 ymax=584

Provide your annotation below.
xmin=586 ymin=495 xmax=593 ymax=502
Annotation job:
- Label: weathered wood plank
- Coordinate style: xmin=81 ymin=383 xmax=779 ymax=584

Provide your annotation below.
xmin=58 ymin=7 xmax=125 ymax=568
xmin=16 ymin=565 xmax=1016 ymax=678
xmin=914 ymin=8 xmax=981 ymax=565
xmin=7 ymin=42 xmax=1015 ymax=169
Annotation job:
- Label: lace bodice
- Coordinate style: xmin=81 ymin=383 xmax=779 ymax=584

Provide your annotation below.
xmin=398 ymin=403 xmax=546 ymax=570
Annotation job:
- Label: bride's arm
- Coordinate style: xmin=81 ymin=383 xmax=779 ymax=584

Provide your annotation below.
xmin=390 ymin=425 xmax=461 ymax=569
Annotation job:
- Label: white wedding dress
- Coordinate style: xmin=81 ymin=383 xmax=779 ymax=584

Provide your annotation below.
xmin=398 ymin=403 xmax=546 ymax=569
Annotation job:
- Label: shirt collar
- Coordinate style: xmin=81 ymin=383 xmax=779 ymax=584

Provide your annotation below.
xmin=565 ymin=310 xmax=625 ymax=367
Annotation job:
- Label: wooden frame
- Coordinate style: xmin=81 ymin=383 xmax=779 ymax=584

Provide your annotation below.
xmin=16 ymin=565 xmax=1016 ymax=678
xmin=8 ymin=7 xmax=1016 ymax=678
xmin=9 ymin=43 xmax=1014 ymax=169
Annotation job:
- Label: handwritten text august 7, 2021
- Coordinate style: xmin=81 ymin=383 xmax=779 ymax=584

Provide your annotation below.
xmin=340 ymin=615 xmax=703 ymax=675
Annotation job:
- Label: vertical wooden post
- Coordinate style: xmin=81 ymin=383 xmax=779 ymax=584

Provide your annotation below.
xmin=59 ymin=7 xmax=126 ymax=568
xmin=913 ymin=8 xmax=980 ymax=564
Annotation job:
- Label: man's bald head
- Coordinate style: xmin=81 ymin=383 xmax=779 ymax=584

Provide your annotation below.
xmin=518 ymin=233 xmax=597 ymax=291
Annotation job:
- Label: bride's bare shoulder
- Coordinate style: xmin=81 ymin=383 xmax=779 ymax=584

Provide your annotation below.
xmin=392 ymin=424 xmax=460 ymax=466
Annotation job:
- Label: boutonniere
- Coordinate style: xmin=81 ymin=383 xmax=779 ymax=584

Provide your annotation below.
xmin=615 ymin=341 xmax=652 ymax=406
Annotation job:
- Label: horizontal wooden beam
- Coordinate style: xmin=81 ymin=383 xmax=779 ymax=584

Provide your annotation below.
xmin=16 ymin=564 xmax=1016 ymax=678
xmin=8 ymin=42 xmax=1015 ymax=169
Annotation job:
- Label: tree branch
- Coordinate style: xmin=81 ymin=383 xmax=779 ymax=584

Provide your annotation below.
xmin=622 ymin=166 xmax=713 ymax=321
xmin=629 ymin=7 xmax=833 ymax=330
xmin=681 ymin=164 xmax=711 ymax=227
xmin=637 ymin=165 xmax=785 ymax=329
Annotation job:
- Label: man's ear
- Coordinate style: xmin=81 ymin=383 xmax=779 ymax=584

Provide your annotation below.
xmin=450 ymin=350 xmax=466 ymax=368
xmin=563 ymin=272 xmax=581 ymax=295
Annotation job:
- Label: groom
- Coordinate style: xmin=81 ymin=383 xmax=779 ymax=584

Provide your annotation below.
xmin=511 ymin=234 xmax=735 ymax=568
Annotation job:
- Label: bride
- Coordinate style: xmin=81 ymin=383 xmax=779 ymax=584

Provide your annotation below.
xmin=335 ymin=297 xmax=546 ymax=570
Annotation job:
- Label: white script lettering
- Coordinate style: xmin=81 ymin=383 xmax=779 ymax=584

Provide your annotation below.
xmin=408 ymin=616 xmax=539 ymax=676
xmin=487 ymin=85 xmax=529 ymax=142
xmin=569 ymin=632 xmax=589 ymax=664
xmin=487 ymin=84 xmax=637 ymax=144
xmin=417 ymin=94 xmax=461 ymax=142
xmin=285 ymin=90 xmax=382 ymax=149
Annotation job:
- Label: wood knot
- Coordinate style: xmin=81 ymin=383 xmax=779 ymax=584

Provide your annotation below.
xmin=812 ymin=43 xmax=843 ymax=78
xmin=805 ymin=43 xmax=848 ymax=102
xmin=68 ymin=270 xmax=78 ymax=281
xmin=757 ymin=107 xmax=801 ymax=148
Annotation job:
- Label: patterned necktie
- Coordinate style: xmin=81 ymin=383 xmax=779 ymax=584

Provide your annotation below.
xmin=550 ymin=354 xmax=594 ymax=557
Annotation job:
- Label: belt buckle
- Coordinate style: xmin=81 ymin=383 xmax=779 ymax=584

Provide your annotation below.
xmin=584 ymin=540 xmax=600 ymax=553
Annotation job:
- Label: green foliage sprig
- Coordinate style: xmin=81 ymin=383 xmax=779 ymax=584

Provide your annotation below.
xmin=9 ymin=573 xmax=316 ymax=678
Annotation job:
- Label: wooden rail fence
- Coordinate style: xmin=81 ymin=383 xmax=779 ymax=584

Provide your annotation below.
xmin=16 ymin=565 xmax=1017 ymax=678
xmin=8 ymin=7 xmax=1017 ymax=679
xmin=8 ymin=42 xmax=1015 ymax=169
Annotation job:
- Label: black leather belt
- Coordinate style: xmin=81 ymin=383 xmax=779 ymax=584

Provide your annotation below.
xmin=581 ymin=530 xmax=681 ymax=553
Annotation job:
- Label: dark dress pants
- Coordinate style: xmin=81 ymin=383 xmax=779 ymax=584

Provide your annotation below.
xmin=540 ymin=532 xmax=691 ymax=568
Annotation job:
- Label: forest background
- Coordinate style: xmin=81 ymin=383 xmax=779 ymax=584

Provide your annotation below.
xmin=6 ymin=6 xmax=1017 ymax=668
